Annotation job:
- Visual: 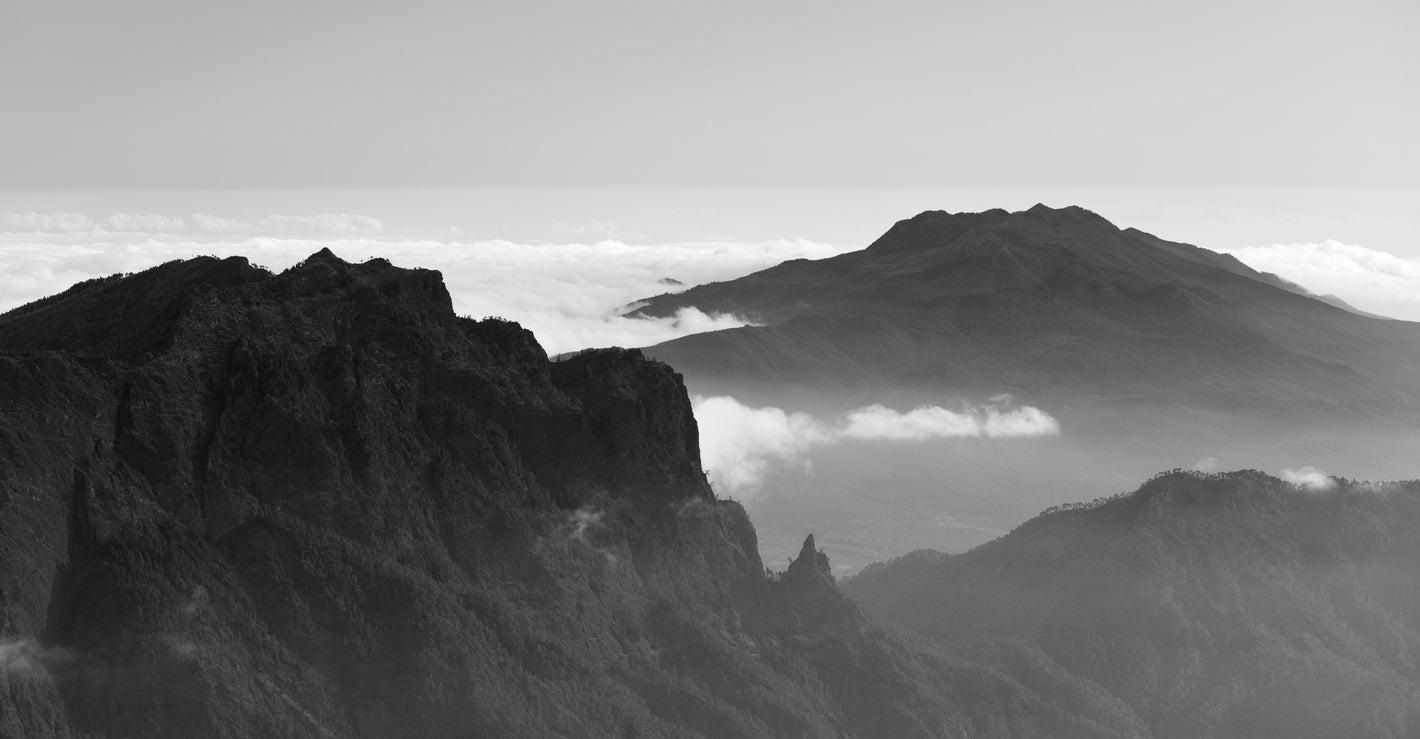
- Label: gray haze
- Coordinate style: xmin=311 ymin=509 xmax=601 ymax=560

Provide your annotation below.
xmin=3 ymin=0 xmax=1417 ymax=187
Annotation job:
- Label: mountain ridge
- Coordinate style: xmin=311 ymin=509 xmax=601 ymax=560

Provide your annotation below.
xmin=629 ymin=205 xmax=1420 ymax=418
xmin=843 ymin=469 xmax=1420 ymax=739
xmin=0 ymin=250 xmax=1124 ymax=738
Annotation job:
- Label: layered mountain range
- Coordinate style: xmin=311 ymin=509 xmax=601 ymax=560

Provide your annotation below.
xmin=845 ymin=470 xmax=1420 ymax=739
xmin=3 ymin=232 xmax=1417 ymax=738
xmin=0 ymin=250 xmax=1130 ymax=738
xmin=632 ymin=205 xmax=1420 ymax=420
xmin=628 ymin=205 xmax=1420 ymax=570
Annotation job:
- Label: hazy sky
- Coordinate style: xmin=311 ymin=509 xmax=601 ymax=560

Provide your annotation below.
xmin=3 ymin=0 xmax=1417 ymax=187
xmin=2 ymin=3 xmax=1418 ymax=330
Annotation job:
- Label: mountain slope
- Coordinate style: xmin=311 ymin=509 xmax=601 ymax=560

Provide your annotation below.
xmin=844 ymin=470 xmax=1420 ymax=739
xmin=631 ymin=206 xmax=1420 ymax=418
xmin=0 ymin=250 xmax=1124 ymax=738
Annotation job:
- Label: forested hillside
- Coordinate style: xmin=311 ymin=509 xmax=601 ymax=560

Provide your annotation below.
xmin=846 ymin=470 xmax=1420 ymax=739
xmin=0 ymin=250 xmax=1124 ymax=738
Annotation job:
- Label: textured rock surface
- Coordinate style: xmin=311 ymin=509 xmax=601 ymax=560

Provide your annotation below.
xmin=0 ymin=251 xmax=1122 ymax=738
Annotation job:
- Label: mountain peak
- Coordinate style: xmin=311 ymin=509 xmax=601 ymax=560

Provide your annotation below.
xmin=864 ymin=205 xmax=1121 ymax=255
xmin=306 ymin=246 xmax=344 ymax=264
xmin=1017 ymin=202 xmax=1116 ymax=228
xmin=798 ymin=533 xmax=817 ymax=560
xmin=865 ymin=208 xmax=1008 ymax=253
xmin=786 ymin=533 xmax=833 ymax=582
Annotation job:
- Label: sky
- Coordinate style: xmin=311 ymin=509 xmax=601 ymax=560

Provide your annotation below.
xmin=2 ymin=4 xmax=1418 ymax=404
xmin=2 ymin=0 xmax=1417 ymax=188
xmin=1 ymin=1 xmax=1416 ymax=561
xmin=3 ymin=187 xmax=1418 ymax=329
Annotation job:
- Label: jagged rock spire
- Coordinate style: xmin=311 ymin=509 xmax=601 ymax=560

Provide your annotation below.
xmin=786 ymin=533 xmax=833 ymax=582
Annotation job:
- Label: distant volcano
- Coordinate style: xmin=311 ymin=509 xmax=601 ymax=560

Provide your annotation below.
xmin=630 ymin=205 xmax=1420 ymax=420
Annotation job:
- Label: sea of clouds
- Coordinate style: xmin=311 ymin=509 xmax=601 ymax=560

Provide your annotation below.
xmin=2 ymin=210 xmax=1402 ymax=499
xmin=1220 ymin=240 xmax=1420 ymax=321
xmin=0 ymin=210 xmax=855 ymax=355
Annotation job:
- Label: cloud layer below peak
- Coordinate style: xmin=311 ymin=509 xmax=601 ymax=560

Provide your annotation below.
xmin=694 ymin=395 xmax=1061 ymax=497
xmin=0 ymin=212 xmax=854 ymax=355
xmin=1223 ymin=240 xmax=1420 ymax=321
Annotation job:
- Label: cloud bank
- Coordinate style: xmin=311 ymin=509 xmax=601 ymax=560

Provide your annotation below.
xmin=1281 ymin=466 xmax=1335 ymax=492
xmin=1223 ymin=240 xmax=1420 ymax=321
xmin=1 ymin=210 xmax=383 ymax=237
xmin=0 ymin=212 xmax=853 ymax=355
xmin=1 ymin=211 xmax=187 ymax=233
xmin=693 ymin=395 xmax=1061 ymax=497
xmin=1191 ymin=457 xmax=1221 ymax=473
xmin=0 ymin=638 xmax=71 ymax=675
xmin=692 ymin=397 xmax=835 ymax=496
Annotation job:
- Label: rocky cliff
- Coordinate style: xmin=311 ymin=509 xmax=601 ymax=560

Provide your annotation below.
xmin=0 ymin=250 xmax=1118 ymax=738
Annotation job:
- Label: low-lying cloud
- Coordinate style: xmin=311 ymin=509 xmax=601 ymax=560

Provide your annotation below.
xmin=0 ymin=638 xmax=71 ymax=675
xmin=0 ymin=213 xmax=852 ymax=355
xmin=693 ymin=397 xmax=834 ymax=495
xmin=838 ymin=403 xmax=1061 ymax=441
xmin=1 ymin=211 xmax=186 ymax=233
xmin=1 ymin=210 xmax=382 ymax=237
xmin=1281 ymin=466 xmax=1336 ymax=491
xmin=569 ymin=508 xmax=604 ymax=543
xmin=213 ymin=214 xmax=385 ymax=236
xmin=1191 ymin=457 xmax=1221 ymax=473
xmin=694 ymin=395 xmax=1061 ymax=497
xmin=1223 ymin=240 xmax=1420 ymax=321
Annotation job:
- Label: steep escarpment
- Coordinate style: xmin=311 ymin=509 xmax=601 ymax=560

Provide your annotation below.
xmin=0 ymin=251 xmax=1115 ymax=738
xmin=846 ymin=471 xmax=1420 ymax=739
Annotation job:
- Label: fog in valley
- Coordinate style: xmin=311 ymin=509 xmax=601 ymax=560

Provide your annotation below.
xmin=6 ymin=1 xmax=1420 ymax=736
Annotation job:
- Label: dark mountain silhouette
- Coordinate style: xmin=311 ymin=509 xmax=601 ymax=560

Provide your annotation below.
xmin=844 ymin=470 xmax=1420 ymax=739
xmin=0 ymin=251 xmax=1134 ymax=738
xmin=630 ymin=205 xmax=1420 ymax=419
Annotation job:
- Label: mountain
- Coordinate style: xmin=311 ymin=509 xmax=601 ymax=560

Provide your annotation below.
xmin=0 ymin=250 xmax=1132 ymax=738
xmin=630 ymin=205 xmax=1420 ymax=419
xmin=844 ymin=470 xmax=1420 ymax=739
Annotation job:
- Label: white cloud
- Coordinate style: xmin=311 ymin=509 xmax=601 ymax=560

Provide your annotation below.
xmin=840 ymin=404 xmax=981 ymax=440
xmin=1281 ymin=466 xmax=1335 ymax=491
xmin=0 ymin=211 xmax=185 ymax=233
xmin=985 ymin=406 xmax=1061 ymax=437
xmin=0 ymin=638 xmax=70 ymax=674
xmin=0 ymin=233 xmax=847 ymax=355
xmin=257 ymin=214 xmax=384 ymax=235
xmin=837 ymin=404 xmax=1057 ymax=441
xmin=101 ymin=213 xmax=185 ymax=232
xmin=1192 ymin=456 xmax=1221 ymax=473
xmin=569 ymin=508 xmax=603 ymax=542
xmin=549 ymin=307 xmax=753 ymax=354
xmin=192 ymin=213 xmax=254 ymax=234
xmin=1 ymin=211 xmax=382 ymax=237
xmin=0 ymin=211 xmax=94 ymax=232
xmin=1223 ymin=240 xmax=1420 ymax=321
xmin=693 ymin=395 xmax=1061 ymax=497
xmin=693 ymin=396 xmax=834 ymax=495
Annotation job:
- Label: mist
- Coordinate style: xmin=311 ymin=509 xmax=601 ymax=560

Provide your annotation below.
xmin=0 ymin=212 xmax=855 ymax=355
xmin=693 ymin=395 xmax=1061 ymax=498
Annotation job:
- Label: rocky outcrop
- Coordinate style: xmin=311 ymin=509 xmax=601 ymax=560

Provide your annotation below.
xmin=0 ymin=251 xmax=1118 ymax=738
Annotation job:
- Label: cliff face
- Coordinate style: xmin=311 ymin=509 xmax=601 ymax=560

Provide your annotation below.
xmin=0 ymin=251 xmax=1111 ymax=738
